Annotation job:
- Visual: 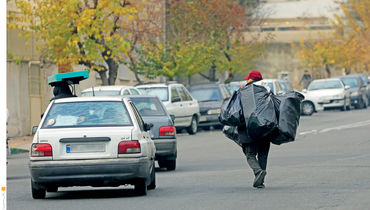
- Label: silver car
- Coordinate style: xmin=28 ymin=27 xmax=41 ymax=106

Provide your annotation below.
xmin=130 ymin=95 xmax=177 ymax=171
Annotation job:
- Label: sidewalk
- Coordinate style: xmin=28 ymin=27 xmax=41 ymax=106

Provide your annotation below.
xmin=7 ymin=136 xmax=33 ymax=155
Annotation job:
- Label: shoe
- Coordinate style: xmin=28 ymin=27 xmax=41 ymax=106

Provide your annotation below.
xmin=256 ymin=184 xmax=265 ymax=189
xmin=253 ymin=170 xmax=266 ymax=188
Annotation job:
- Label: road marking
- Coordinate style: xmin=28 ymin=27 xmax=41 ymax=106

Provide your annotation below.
xmin=299 ymin=120 xmax=370 ymax=136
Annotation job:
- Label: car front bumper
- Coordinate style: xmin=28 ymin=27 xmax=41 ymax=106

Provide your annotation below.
xmin=350 ymin=95 xmax=361 ymax=105
xmin=29 ymin=157 xmax=151 ymax=186
xmin=318 ymin=98 xmax=345 ymax=108
xmin=153 ymin=139 xmax=177 ymax=160
xmin=198 ymin=114 xmax=221 ymax=127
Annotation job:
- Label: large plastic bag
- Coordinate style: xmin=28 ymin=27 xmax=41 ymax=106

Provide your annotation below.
xmin=222 ymin=125 xmax=242 ymax=147
xmin=239 ymin=84 xmax=278 ymax=141
xmin=219 ymin=90 xmax=245 ymax=126
xmin=269 ymin=91 xmax=304 ymax=145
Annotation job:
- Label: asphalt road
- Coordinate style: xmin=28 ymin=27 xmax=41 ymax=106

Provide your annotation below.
xmin=7 ymin=108 xmax=370 ymax=210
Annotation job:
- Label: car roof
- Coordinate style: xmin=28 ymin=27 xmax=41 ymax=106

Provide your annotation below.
xmin=81 ymin=85 xmax=137 ymax=92
xmin=312 ymin=78 xmax=342 ymax=82
xmin=189 ymin=83 xmax=222 ymax=89
xmin=136 ymin=83 xmax=183 ymax=88
xmin=128 ymin=95 xmax=159 ymax=99
xmin=53 ymin=96 xmax=128 ymax=103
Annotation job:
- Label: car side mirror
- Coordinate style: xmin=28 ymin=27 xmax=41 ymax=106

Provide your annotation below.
xmin=31 ymin=126 xmax=38 ymax=136
xmin=344 ymin=85 xmax=350 ymax=90
xmin=171 ymin=97 xmax=181 ymax=103
xmin=144 ymin=123 xmax=153 ymax=132
xmin=170 ymin=114 xmax=175 ymax=122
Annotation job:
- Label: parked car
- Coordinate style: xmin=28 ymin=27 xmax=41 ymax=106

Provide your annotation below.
xmin=255 ymin=79 xmax=286 ymax=95
xmin=136 ymin=82 xmax=200 ymax=135
xmin=80 ymin=85 xmax=141 ymax=96
xmin=349 ymin=73 xmax=369 ymax=104
xmin=225 ymin=81 xmax=245 ymax=95
xmin=29 ymin=96 xmax=156 ymax=198
xmin=188 ymin=83 xmax=230 ymax=130
xmin=300 ymin=78 xmax=351 ymax=115
xmin=129 ymin=95 xmax=177 ymax=171
xmin=336 ymin=75 xmax=368 ymax=109
xmin=278 ymin=79 xmax=294 ymax=93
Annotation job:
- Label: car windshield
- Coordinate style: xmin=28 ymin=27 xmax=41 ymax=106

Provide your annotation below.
xmin=138 ymin=87 xmax=169 ymax=101
xmin=130 ymin=97 xmax=166 ymax=116
xmin=42 ymin=101 xmax=132 ymax=128
xmin=308 ymin=80 xmax=342 ymax=91
xmin=280 ymin=82 xmax=292 ymax=92
xmin=264 ymin=82 xmax=274 ymax=93
xmin=341 ymin=78 xmax=359 ymax=88
xmin=190 ymin=88 xmax=222 ymax=102
xmin=81 ymin=91 xmax=121 ymax=96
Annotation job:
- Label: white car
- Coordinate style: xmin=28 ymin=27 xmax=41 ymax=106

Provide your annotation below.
xmin=81 ymin=85 xmax=141 ymax=96
xmin=136 ymin=82 xmax=200 ymax=135
xmin=300 ymin=78 xmax=351 ymax=115
xmin=255 ymin=79 xmax=287 ymax=95
xmin=29 ymin=96 xmax=156 ymax=198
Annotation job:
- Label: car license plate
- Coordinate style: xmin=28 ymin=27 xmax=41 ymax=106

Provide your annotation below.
xmin=66 ymin=144 xmax=106 ymax=153
xmin=200 ymin=116 xmax=207 ymax=122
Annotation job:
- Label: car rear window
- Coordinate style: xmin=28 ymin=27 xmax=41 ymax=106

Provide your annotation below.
xmin=308 ymin=80 xmax=342 ymax=91
xmin=190 ymin=88 xmax=222 ymax=102
xmin=81 ymin=91 xmax=121 ymax=96
xmin=341 ymin=78 xmax=360 ymax=88
xmin=42 ymin=101 xmax=132 ymax=128
xmin=138 ymin=87 xmax=169 ymax=101
xmin=130 ymin=97 xmax=167 ymax=116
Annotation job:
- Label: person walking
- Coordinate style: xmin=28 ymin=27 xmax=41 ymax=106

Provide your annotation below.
xmin=238 ymin=70 xmax=270 ymax=189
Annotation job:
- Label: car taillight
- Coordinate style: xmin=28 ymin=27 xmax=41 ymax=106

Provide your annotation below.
xmin=31 ymin=143 xmax=52 ymax=157
xmin=118 ymin=141 xmax=141 ymax=154
xmin=159 ymin=126 xmax=175 ymax=136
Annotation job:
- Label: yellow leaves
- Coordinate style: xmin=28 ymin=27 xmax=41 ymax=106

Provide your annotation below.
xmin=105 ymin=36 xmax=112 ymax=42
xmin=128 ymin=15 xmax=134 ymax=22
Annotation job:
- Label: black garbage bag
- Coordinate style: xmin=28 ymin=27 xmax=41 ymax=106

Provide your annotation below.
xmin=222 ymin=125 xmax=242 ymax=147
xmin=239 ymin=84 xmax=278 ymax=141
xmin=219 ymin=89 xmax=245 ymax=126
xmin=269 ymin=91 xmax=305 ymax=145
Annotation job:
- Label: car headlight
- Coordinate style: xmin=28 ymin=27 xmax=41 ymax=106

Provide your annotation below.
xmin=207 ymin=109 xmax=221 ymax=115
xmin=333 ymin=94 xmax=344 ymax=98
xmin=351 ymin=91 xmax=360 ymax=96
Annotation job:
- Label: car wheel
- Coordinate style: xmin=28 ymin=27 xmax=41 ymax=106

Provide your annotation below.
xmin=356 ymin=99 xmax=365 ymax=109
xmin=147 ymin=164 xmax=156 ymax=190
xmin=165 ymin=160 xmax=176 ymax=171
xmin=31 ymin=181 xmax=46 ymax=199
xmin=186 ymin=116 xmax=198 ymax=135
xmin=301 ymin=101 xmax=314 ymax=116
xmin=134 ymin=179 xmax=147 ymax=196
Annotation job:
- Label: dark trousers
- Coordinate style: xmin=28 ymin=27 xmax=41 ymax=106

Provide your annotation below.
xmin=243 ymin=140 xmax=270 ymax=175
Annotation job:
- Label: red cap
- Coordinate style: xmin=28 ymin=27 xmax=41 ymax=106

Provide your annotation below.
xmin=244 ymin=70 xmax=262 ymax=81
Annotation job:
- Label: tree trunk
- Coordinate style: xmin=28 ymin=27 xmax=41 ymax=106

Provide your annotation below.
xmin=325 ymin=64 xmax=331 ymax=78
xmin=107 ymin=59 xmax=119 ymax=85
xmin=98 ymin=70 xmax=109 ymax=85
xmin=344 ymin=67 xmax=351 ymax=75
xmin=128 ymin=54 xmax=143 ymax=84
xmin=209 ymin=61 xmax=217 ymax=82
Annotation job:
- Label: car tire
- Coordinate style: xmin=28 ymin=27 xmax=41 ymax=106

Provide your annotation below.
xmin=301 ymin=101 xmax=314 ymax=116
xmin=186 ymin=116 xmax=198 ymax=135
xmin=134 ymin=179 xmax=147 ymax=196
xmin=147 ymin=164 xmax=156 ymax=190
xmin=31 ymin=181 xmax=46 ymax=199
xmin=166 ymin=160 xmax=176 ymax=171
